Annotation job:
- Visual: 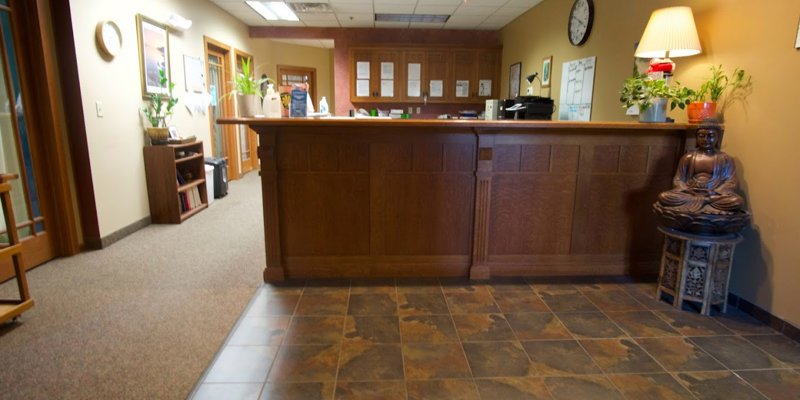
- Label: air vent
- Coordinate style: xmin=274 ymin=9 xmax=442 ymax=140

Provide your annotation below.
xmin=374 ymin=14 xmax=450 ymax=23
xmin=289 ymin=3 xmax=334 ymax=13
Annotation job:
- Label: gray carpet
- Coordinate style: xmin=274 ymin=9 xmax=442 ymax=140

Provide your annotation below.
xmin=0 ymin=172 xmax=265 ymax=399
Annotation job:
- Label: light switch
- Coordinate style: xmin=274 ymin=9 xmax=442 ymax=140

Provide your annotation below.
xmin=95 ymin=100 xmax=104 ymax=117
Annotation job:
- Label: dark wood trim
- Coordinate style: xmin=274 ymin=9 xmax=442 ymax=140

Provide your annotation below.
xmin=256 ymin=128 xmax=285 ymax=281
xmin=48 ymin=0 xmax=100 ymax=250
xmin=204 ymin=36 xmax=236 ymax=182
xmin=99 ymin=216 xmax=150 ymax=249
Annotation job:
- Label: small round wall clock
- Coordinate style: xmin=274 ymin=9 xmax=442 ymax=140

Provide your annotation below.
xmin=95 ymin=20 xmax=122 ymax=58
xmin=568 ymin=0 xmax=594 ymax=46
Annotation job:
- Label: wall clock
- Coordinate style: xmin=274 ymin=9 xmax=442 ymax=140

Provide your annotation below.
xmin=568 ymin=0 xmax=594 ymax=46
xmin=95 ymin=20 xmax=122 ymax=58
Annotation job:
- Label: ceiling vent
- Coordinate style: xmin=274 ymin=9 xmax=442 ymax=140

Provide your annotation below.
xmin=374 ymin=14 xmax=450 ymax=23
xmin=289 ymin=3 xmax=334 ymax=13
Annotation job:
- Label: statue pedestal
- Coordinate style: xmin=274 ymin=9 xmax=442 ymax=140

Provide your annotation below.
xmin=656 ymin=226 xmax=743 ymax=315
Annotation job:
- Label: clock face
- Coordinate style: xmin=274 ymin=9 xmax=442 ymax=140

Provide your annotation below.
xmin=96 ymin=20 xmax=122 ymax=57
xmin=568 ymin=0 xmax=594 ymax=46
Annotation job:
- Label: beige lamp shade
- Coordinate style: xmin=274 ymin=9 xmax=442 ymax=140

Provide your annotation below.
xmin=635 ymin=6 xmax=702 ymax=59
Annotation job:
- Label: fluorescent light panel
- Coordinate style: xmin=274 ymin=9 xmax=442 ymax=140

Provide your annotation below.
xmin=245 ymin=1 xmax=299 ymax=22
xmin=374 ymin=14 xmax=450 ymax=23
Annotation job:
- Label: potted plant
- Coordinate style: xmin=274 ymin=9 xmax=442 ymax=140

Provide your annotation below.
xmin=683 ymin=65 xmax=752 ymax=123
xmin=142 ymin=68 xmax=178 ymax=144
xmin=619 ymin=73 xmax=679 ymax=123
xmin=230 ymin=57 xmax=270 ymax=117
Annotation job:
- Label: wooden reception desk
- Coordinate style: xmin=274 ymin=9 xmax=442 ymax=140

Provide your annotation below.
xmin=218 ymin=118 xmax=693 ymax=282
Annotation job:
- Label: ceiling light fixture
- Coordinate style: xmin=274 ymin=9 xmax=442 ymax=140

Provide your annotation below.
xmin=245 ymin=1 xmax=299 ymax=22
xmin=374 ymin=14 xmax=450 ymax=23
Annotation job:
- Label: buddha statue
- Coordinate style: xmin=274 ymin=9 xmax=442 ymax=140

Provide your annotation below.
xmin=653 ymin=121 xmax=750 ymax=234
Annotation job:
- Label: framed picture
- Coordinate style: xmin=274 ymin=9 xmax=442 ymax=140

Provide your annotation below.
xmin=509 ymin=62 xmax=521 ymax=98
xmin=136 ymin=14 xmax=170 ymax=98
xmin=541 ymin=56 xmax=553 ymax=88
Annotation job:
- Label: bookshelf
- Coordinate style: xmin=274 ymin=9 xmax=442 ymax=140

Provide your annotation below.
xmin=143 ymin=141 xmax=208 ymax=223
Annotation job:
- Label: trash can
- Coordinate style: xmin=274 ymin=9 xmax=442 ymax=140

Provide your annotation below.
xmin=204 ymin=157 xmax=228 ymax=198
xmin=204 ymin=164 xmax=214 ymax=205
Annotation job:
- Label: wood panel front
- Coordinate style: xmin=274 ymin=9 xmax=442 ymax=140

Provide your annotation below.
xmin=226 ymin=118 xmax=692 ymax=281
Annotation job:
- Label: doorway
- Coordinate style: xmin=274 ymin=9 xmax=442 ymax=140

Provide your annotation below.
xmin=234 ymin=50 xmax=257 ymax=175
xmin=277 ymin=65 xmax=317 ymax=107
xmin=204 ymin=36 xmax=237 ymax=182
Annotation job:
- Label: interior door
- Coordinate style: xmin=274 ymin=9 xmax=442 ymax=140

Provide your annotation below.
xmin=0 ymin=0 xmax=55 ymax=280
xmin=277 ymin=65 xmax=316 ymax=108
xmin=235 ymin=51 xmax=257 ymax=175
xmin=205 ymin=37 xmax=237 ymax=182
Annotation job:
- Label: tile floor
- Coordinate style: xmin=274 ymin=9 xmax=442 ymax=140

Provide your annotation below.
xmin=190 ymin=277 xmax=800 ymax=400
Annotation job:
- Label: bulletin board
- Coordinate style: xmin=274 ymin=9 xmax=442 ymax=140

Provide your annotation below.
xmin=558 ymin=56 xmax=597 ymax=121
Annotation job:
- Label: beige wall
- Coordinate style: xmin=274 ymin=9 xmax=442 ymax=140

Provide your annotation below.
xmin=258 ymin=41 xmax=335 ymax=113
xmin=503 ymin=0 xmax=800 ymax=326
xmin=70 ymin=0 xmax=272 ymax=237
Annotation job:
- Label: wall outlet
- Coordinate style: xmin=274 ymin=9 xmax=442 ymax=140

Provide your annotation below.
xmin=95 ymin=100 xmax=103 ymax=117
xmin=526 ymin=86 xmax=533 ymax=95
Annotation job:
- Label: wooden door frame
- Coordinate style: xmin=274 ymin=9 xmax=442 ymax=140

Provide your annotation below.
xmin=204 ymin=36 xmax=238 ymax=182
xmin=234 ymin=49 xmax=257 ymax=175
xmin=277 ymin=65 xmax=317 ymax=105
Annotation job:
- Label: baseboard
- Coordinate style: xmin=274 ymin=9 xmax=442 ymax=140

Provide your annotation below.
xmin=728 ymin=293 xmax=800 ymax=342
xmin=91 ymin=217 xmax=151 ymax=249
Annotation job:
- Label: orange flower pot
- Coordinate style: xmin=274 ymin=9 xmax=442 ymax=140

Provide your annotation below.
xmin=687 ymin=101 xmax=717 ymax=123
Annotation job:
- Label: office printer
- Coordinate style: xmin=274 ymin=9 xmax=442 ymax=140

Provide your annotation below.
xmin=502 ymin=96 xmax=555 ymax=120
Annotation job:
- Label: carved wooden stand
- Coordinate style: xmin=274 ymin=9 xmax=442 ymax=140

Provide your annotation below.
xmin=656 ymin=226 xmax=742 ymax=315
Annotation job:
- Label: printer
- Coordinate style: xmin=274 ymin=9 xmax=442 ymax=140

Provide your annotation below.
xmin=502 ymin=96 xmax=555 ymax=120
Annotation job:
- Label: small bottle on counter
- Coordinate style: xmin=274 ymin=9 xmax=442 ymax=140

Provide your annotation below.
xmin=319 ymin=96 xmax=329 ymax=115
xmin=263 ymin=83 xmax=282 ymax=118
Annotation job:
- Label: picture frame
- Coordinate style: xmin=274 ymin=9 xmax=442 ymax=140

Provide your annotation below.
xmin=541 ymin=56 xmax=553 ymax=88
xmin=509 ymin=62 xmax=521 ymax=98
xmin=136 ymin=14 xmax=170 ymax=98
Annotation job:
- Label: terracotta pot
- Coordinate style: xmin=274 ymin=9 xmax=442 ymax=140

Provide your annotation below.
xmin=237 ymin=94 xmax=262 ymax=117
xmin=687 ymin=101 xmax=717 ymax=123
xmin=146 ymin=127 xmax=169 ymax=144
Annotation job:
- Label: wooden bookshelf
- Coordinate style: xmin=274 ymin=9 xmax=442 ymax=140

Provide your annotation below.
xmin=143 ymin=141 xmax=208 ymax=224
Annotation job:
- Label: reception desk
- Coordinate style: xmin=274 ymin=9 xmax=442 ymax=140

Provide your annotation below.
xmin=218 ymin=118 xmax=693 ymax=282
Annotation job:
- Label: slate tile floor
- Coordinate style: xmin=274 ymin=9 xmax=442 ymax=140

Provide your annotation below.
xmin=191 ymin=278 xmax=800 ymax=400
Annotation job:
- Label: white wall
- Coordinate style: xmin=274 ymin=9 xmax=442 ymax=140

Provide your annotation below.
xmin=70 ymin=0 xmax=264 ymax=236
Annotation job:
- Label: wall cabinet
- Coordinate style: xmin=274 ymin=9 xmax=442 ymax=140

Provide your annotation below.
xmin=350 ymin=49 xmax=400 ymax=102
xmin=143 ymin=141 xmax=208 ymax=224
xmin=350 ymin=46 xmax=501 ymax=105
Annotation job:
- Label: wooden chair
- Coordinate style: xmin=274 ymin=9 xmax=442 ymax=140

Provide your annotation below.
xmin=0 ymin=173 xmax=34 ymax=324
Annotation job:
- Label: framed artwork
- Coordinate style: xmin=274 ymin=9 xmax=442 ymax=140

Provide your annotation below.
xmin=509 ymin=62 xmax=521 ymax=98
xmin=541 ymin=56 xmax=553 ymax=88
xmin=136 ymin=14 xmax=170 ymax=98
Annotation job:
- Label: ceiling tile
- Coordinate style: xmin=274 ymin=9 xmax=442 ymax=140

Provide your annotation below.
xmin=419 ymin=0 xmax=463 ymax=5
xmin=451 ymin=5 xmax=498 ymax=16
xmin=413 ymin=4 xmax=459 ymax=14
xmin=409 ymin=21 xmax=445 ymax=29
xmin=374 ymin=3 xmax=415 ymax=13
xmin=331 ymin=3 xmax=372 ymax=13
xmin=373 ymin=0 xmax=416 ymax=4
xmin=492 ymin=6 xmax=532 ymax=17
xmin=336 ymin=13 xmax=374 ymax=27
xmin=375 ymin=20 xmax=410 ymax=28
xmin=459 ymin=0 xmax=507 ymax=6
xmin=506 ymin=0 xmax=543 ymax=7
xmin=299 ymin=12 xmax=338 ymax=21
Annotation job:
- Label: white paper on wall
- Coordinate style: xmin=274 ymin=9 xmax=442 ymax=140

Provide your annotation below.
xmin=381 ymin=80 xmax=394 ymax=97
xmin=478 ymin=80 xmax=491 ymax=96
xmin=356 ymin=62 xmax=370 ymax=79
xmin=455 ymin=80 xmax=469 ymax=97
xmin=430 ymin=80 xmax=443 ymax=97
xmin=356 ymin=79 xmax=370 ymax=97
xmin=380 ymin=62 xmax=394 ymax=79
xmin=408 ymin=80 xmax=421 ymax=97
xmin=408 ymin=63 xmax=421 ymax=80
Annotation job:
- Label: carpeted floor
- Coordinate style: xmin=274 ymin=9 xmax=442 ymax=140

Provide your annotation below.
xmin=0 ymin=171 xmax=265 ymax=399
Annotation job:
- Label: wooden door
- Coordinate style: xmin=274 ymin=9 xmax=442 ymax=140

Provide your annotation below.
xmin=277 ymin=65 xmax=317 ymax=109
xmin=425 ymin=50 xmax=450 ymax=102
xmin=235 ymin=50 xmax=257 ymax=175
xmin=0 ymin=0 xmax=56 ymax=280
xmin=372 ymin=51 xmax=399 ymax=101
xmin=451 ymin=50 xmax=477 ymax=101
xmin=476 ymin=50 xmax=500 ymax=99
xmin=205 ymin=37 xmax=237 ymax=182
xmin=401 ymin=51 xmax=424 ymax=102
xmin=350 ymin=49 xmax=374 ymax=101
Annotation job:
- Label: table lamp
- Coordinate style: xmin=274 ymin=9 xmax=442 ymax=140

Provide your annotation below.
xmin=635 ymin=6 xmax=702 ymax=77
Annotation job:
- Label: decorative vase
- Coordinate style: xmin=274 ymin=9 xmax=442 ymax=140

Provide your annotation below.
xmin=146 ymin=127 xmax=169 ymax=144
xmin=237 ymin=94 xmax=261 ymax=117
xmin=639 ymin=98 xmax=668 ymax=123
xmin=687 ymin=101 xmax=717 ymax=123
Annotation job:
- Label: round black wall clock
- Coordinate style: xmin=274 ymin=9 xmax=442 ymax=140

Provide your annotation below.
xmin=568 ymin=0 xmax=594 ymax=46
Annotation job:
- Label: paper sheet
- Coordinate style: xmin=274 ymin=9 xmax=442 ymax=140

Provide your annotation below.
xmin=407 ymin=80 xmax=421 ymax=97
xmin=455 ymin=80 xmax=469 ymax=98
xmin=430 ymin=80 xmax=443 ymax=97
xmin=478 ymin=80 xmax=491 ymax=96
xmin=381 ymin=62 xmax=394 ymax=79
xmin=408 ymin=63 xmax=421 ymax=80
xmin=356 ymin=62 xmax=370 ymax=79
xmin=356 ymin=79 xmax=370 ymax=97
xmin=381 ymin=80 xmax=394 ymax=97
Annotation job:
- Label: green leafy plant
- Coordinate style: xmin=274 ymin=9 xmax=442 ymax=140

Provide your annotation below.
xmin=696 ymin=65 xmax=752 ymax=104
xmin=230 ymin=57 xmax=273 ymax=98
xmin=619 ymin=73 xmax=680 ymax=112
xmin=142 ymin=68 xmax=178 ymax=128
